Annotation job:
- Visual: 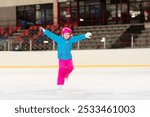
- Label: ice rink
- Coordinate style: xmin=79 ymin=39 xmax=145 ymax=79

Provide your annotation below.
xmin=0 ymin=67 xmax=150 ymax=100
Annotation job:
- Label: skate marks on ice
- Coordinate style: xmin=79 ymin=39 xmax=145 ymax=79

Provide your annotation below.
xmin=0 ymin=89 xmax=98 ymax=100
xmin=0 ymin=68 xmax=150 ymax=100
xmin=1 ymin=88 xmax=150 ymax=100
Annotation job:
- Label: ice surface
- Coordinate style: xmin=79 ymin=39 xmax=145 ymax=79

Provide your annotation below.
xmin=0 ymin=67 xmax=150 ymax=100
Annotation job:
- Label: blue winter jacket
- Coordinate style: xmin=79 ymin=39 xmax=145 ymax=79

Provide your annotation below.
xmin=44 ymin=30 xmax=86 ymax=60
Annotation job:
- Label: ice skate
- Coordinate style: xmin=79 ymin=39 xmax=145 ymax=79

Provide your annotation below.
xmin=58 ymin=85 xmax=63 ymax=90
xmin=65 ymin=77 xmax=69 ymax=82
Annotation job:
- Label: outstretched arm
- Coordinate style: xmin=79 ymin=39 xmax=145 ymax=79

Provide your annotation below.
xmin=71 ymin=32 xmax=92 ymax=43
xmin=39 ymin=27 xmax=59 ymax=43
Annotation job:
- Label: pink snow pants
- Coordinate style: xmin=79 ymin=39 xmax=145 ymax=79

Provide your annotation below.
xmin=57 ymin=59 xmax=74 ymax=85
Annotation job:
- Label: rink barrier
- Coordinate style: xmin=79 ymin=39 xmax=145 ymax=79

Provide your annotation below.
xmin=1 ymin=49 xmax=150 ymax=67
xmin=0 ymin=64 xmax=150 ymax=68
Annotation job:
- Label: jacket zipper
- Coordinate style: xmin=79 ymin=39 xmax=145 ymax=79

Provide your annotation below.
xmin=66 ymin=40 xmax=68 ymax=59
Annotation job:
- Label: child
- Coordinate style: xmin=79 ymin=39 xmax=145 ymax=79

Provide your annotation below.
xmin=40 ymin=27 xmax=92 ymax=89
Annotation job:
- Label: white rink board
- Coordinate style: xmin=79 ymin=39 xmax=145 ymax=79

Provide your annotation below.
xmin=0 ymin=49 xmax=150 ymax=66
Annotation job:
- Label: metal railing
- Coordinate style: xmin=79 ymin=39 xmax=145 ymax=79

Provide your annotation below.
xmin=0 ymin=33 xmax=150 ymax=51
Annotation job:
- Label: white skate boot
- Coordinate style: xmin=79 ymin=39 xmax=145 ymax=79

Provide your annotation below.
xmin=65 ymin=77 xmax=69 ymax=82
xmin=58 ymin=85 xmax=63 ymax=90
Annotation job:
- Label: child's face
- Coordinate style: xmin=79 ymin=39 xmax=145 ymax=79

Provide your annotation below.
xmin=63 ymin=33 xmax=71 ymax=40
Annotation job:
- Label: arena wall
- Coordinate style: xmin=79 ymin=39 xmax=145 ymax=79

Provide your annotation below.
xmin=0 ymin=0 xmax=66 ymax=26
xmin=0 ymin=0 xmax=66 ymax=7
xmin=0 ymin=48 xmax=150 ymax=68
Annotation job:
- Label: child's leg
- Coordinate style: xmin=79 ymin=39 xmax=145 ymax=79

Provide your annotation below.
xmin=57 ymin=59 xmax=67 ymax=85
xmin=65 ymin=59 xmax=74 ymax=78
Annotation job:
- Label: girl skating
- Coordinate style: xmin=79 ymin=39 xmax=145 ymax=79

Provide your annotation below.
xmin=40 ymin=27 xmax=92 ymax=89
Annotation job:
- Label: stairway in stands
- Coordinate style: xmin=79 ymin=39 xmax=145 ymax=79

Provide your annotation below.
xmin=133 ymin=24 xmax=150 ymax=48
